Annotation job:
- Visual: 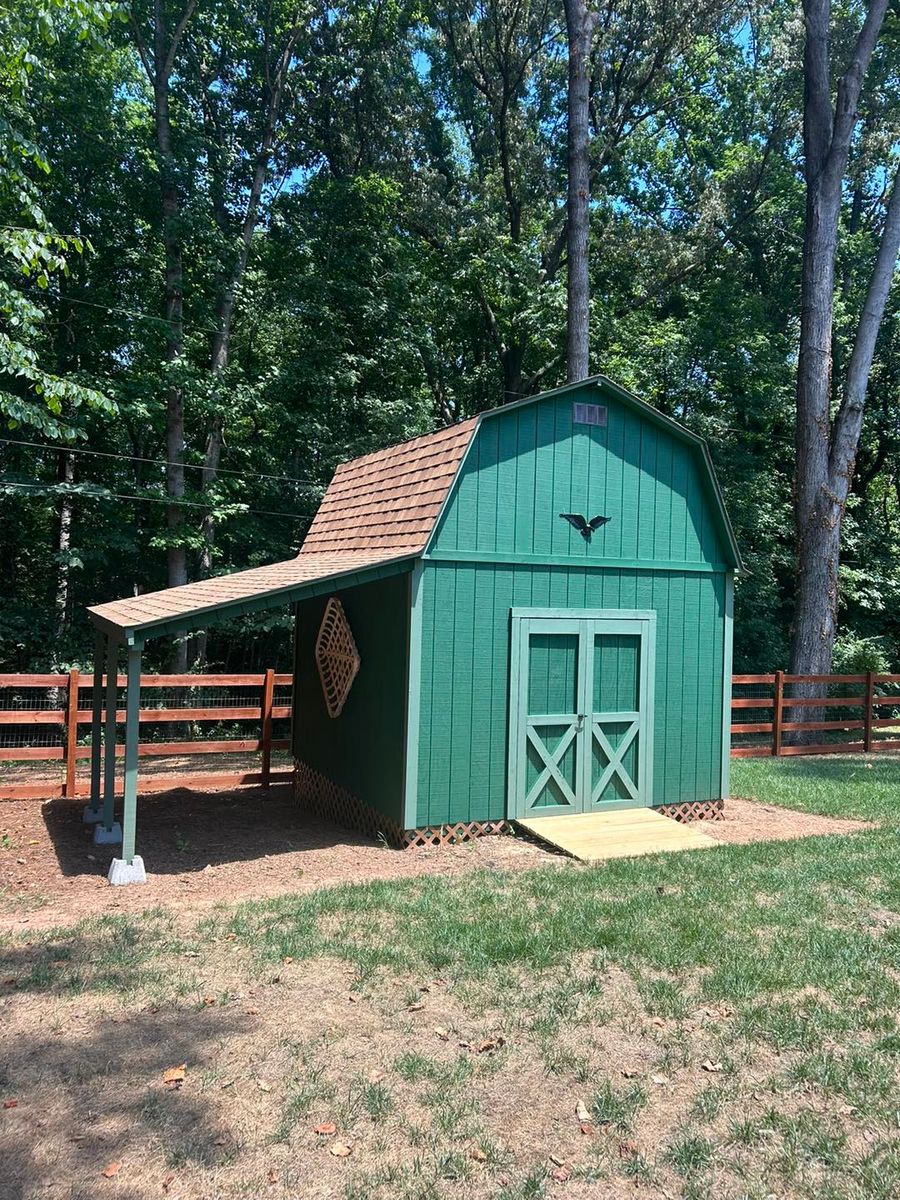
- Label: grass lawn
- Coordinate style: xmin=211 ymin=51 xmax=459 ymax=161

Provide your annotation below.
xmin=1 ymin=757 xmax=899 ymax=1199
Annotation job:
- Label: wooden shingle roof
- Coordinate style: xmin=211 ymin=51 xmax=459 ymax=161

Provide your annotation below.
xmin=88 ymin=419 xmax=478 ymax=639
xmin=301 ymin=419 xmax=477 ymax=555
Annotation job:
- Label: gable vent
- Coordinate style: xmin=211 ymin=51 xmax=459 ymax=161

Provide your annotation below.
xmin=573 ymin=402 xmax=607 ymax=427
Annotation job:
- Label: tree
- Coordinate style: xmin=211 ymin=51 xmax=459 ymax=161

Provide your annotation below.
xmin=791 ymin=0 xmax=900 ymax=676
xmin=563 ymin=0 xmax=596 ymax=381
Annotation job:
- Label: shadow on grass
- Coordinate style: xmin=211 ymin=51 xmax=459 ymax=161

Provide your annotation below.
xmin=731 ymin=753 xmax=900 ymax=823
xmin=0 ymin=997 xmax=247 ymax=1200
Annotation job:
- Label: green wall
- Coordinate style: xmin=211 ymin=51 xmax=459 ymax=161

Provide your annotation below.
xmin=415 ymin=383 xmax=731 ymax=828
xmin=430 ymin=383 xmax=728 ymax=566
xmin=293 ymin=572 xmax=410 ymax=826
xmin=416 ymin=563 xmax=727 ymax=826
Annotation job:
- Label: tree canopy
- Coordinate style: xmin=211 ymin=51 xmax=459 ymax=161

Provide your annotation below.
xmin=1 ymin=0 xmax=898 ymax=674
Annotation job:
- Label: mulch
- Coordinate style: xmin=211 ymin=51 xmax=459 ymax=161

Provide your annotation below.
xmin=0 ymin=786 xmax=872 ymax=932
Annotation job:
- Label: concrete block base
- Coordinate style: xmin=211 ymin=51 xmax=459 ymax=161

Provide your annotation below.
xmin=82 ymin=805 xmax=104 ymax=825
xmin=93 ymin=821 xmax=122 ymax=846
xmin=108 ymin=856 xmax=147 ymax=886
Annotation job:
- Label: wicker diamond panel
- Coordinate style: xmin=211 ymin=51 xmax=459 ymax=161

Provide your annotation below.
xmin=315 ymin=597 xmax=360 ymax=718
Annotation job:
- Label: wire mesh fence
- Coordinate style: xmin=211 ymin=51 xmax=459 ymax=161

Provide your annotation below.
xmin=0 ymin=671 xmax=293 ymax=799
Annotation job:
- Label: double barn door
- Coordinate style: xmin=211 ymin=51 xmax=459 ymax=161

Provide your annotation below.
xmin=509 ymin=609 xmax=655 ymax=819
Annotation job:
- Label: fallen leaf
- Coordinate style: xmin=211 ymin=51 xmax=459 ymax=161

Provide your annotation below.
xmin=202 ymin=996 xmax=216 ymax=1006
xmin=650 ymin=1016 xmax=665 ymax=1027
xmin=3 ymin=1099 xmax=18 ymax=1110
xmin=575 ymin=1099 xmax=591 ymax=1123
xmin=622 ymin=1067 xmax=639 ymax=1078
xmin=407 ymin=1001 xmax=425 ymax=1011
xmin=162 ymin=1064 xmax=186 ymax=1087
xmin=220 ymin=1080 xmax=234 ymax=1089
xmin=256 ymin=1081 xmax=272 ymax=1093
xmin=329 ymin=1141 xmax=353 ymax=1157
xmin=579 ymin=1122 xmax=596 ymax=1136
xmin=701 ymin=1059 xmax=723 ymax=1073
xmin=434 ymin=1026 xmax=450 ymax=1041
xmin=650 ymin=1074 xmax=670 ymax=1086
xmin=162 ymin=1174 xmax=175 ymax=1193
xmin=549 ymin=1153 xmax=566 ymax=1166
xmin=245 ymin=1006 xmax=260 ymax=1016
xmin=101 ymin=1161 xmax=121 ymax=1178
xmin=267 ymin=1168 xmax=278 ymax=1184
xmin=282 ymin=956 xmax=293 ymax=965
xmin=469 ymin=1147 xmax=488 ymax=1163
xmin=551 ymin=1165 xmax=571 ymax=1182
xmin=619 ymin=1140 xmax=639 ymax=1158
xmin=476 ymin=1036 xmax=505 ymax=1054
xmin=314 ymin=1122 xmax=337 ymax=1136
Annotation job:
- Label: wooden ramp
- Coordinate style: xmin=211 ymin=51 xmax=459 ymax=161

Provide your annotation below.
xmin=515 ymin=808 xmax=718 ymax=862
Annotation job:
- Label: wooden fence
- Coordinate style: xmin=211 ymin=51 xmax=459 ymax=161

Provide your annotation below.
xmin=731 ymin=671 xmax=900 ymax=757
xmin=0 ymin=671 xmax=293 ymax=800
xmin=4 ymin=669 xmax=900 ymax=802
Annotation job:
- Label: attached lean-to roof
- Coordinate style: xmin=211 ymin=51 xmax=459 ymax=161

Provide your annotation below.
xmin=87 ymin=419 xmax=478 ymax=641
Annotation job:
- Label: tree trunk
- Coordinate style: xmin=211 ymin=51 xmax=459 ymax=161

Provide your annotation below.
xmin=53 ymin=449 xmax=75 ymax=657
xmin=790 ymin=0 xmax=890 ymax=684
xmin=564 ymin=0 xmax=596 ymax=383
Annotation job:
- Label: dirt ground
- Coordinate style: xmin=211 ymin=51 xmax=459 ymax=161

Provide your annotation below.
xmin=0 ymin=785 xmax=872 ymax=932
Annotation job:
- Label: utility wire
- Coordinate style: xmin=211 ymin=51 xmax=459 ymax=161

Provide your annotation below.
xmin=61 ymin=293 xmax=224 ymax=335
xmin=1 ymin=480 xmax=312 ymax=522
xmin=0 ymin=437 xmax=321 ymax=487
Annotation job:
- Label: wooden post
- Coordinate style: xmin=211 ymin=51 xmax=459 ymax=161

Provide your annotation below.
xmin=772 ymin=669 xmax=784 ymax=756
xmin=864 ymin=669 xmax=875 ymax=752
xmin=260 ymin=667 xmax=275 ymax=788
xmin=121 ymin=642 xmax=142 ymax=864
xmin=64 ymin=668 xmax=79 ymax=798
xmin=88 ymin=630 xmax=104 ymax=812
xmin=102 ymin=638 xmax=118 ymax=830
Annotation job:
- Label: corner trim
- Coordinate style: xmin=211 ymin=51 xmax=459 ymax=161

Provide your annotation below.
xmin=402 ymin=561 xmax=425 ymax=830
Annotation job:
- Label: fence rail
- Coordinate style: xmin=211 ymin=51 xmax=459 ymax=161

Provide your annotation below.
xmin=3 ymin=669 xmax=900 ymax=802
xmin=0 ymin=670 xmax=293 ymax=800
xmin=730 ymin=670 xmax=900 ymax=757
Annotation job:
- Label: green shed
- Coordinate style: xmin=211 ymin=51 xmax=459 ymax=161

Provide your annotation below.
xmin=87 ymin=375 xmax=740 ymax=880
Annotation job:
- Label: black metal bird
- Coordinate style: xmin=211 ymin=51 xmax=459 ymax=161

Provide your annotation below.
xmin=560 ymin=513 xmax=611 ymax=541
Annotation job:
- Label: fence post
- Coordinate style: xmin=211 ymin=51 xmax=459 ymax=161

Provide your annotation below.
xmin=260 ymin=668 xmax=275 ymax=787
xmin=864 ymin=670 xmax=875 ymax=752
xmin=64 ymin=668 xmax=79 ymax=798
xmin=772 ymin=669 xmax=784 ymax=756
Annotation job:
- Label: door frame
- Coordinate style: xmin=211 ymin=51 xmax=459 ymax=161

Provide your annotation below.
xmin=507 ymin=607 xmax=656 ymax=819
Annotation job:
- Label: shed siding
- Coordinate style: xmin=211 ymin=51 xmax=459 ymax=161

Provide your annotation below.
xmin=416 ymin=562 xmax=726 ymax=827
xmin=430 ymin=386 xmax=726 ymax=566
xmin=293 ymin=572 xmax=409 ymax=827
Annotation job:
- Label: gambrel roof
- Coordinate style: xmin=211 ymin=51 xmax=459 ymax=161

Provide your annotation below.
xmin=88 ymin=378 xmax=740 ymax=642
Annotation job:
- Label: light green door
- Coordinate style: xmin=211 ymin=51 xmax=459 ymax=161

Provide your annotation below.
xmin=509 ymin=610 xmax=655 ymax=819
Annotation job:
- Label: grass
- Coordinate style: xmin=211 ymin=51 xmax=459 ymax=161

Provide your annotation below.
xmin=1 ymin=756 xmax=898 ymax=1198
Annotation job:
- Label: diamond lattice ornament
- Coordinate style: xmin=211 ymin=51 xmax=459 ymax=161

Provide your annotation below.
xmin=315 ymin=597 xmax=360 ymax=718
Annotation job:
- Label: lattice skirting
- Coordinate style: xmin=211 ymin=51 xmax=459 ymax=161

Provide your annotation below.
xmin=656 ymin=799 xmax=725 ymax=823
xmin=293 ymin=760 xmax=510 ymax=849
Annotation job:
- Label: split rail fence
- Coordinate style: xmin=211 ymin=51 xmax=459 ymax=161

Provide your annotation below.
xmin=0 ymin=671 xmax=293 ymax=801
xmin=731 ymin=671 xmax=900 ymax=757
xmin=4 ymin=669 xmax=900 ymax=802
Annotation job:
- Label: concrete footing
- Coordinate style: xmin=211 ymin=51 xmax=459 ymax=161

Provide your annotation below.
xmin=82 ymin=805 xmax=104 ymax=825
xmin=93 ymin=821 xmax=122 ymax=846
xmin=107 ymin=856 xmax=147 ymax=886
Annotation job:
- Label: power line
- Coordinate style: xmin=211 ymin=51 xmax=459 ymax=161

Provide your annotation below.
xmin=0 ymin=437 xmax=321 ymax=487
xmin=0 ymin=480 xmax=312 ymax=522
xmin=62 ymin=293 xmax=224 ymax=336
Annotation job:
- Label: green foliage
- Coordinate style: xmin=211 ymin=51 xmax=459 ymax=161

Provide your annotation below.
xmin=0 ymin=0 xmax=898 ymax=670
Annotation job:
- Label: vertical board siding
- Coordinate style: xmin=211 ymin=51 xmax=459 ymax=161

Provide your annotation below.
xmin=293 ymin=572 xmax=409 ymax=826
xmin=417 ymin=563 xmax=726 ymax=827
xmin=431 ymin=385 xmax=727 ymax=565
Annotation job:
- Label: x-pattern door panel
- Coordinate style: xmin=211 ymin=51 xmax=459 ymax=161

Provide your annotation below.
xmin=510 ymin=610 xmax=655 ymax=818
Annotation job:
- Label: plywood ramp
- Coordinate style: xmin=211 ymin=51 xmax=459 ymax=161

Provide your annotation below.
xmin=515 ymin=807 xmax=718 ymax=862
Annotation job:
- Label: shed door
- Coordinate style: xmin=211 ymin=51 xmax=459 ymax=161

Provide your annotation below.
xmin=509 ymin=611 xmax=655 ymax=819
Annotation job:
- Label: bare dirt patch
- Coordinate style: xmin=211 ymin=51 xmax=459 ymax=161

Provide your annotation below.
xmin=0 ymin=785 xmax=556 ymax=931
xmin=705 ymin=795 xmax=872 ymax=845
